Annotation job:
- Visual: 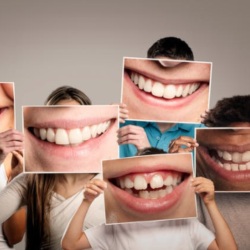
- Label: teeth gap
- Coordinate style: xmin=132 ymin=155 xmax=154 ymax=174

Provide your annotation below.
xmin=113 ymin=173 xmax=187 ymax=199
xmin=128 ymin=70 xmax=201 ymax=99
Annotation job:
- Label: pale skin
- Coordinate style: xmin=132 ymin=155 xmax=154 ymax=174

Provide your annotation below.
xmin=168 ymin=136 xmax=199 ymax=153
xmin=0 ymin=83 xmax=26 ymax=247
xmin=62 ymin=177 xmax=237 ymax=250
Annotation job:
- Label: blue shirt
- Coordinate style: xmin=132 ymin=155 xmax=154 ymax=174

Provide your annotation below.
xmin=119 ymin=120 xmax=205 ymax=158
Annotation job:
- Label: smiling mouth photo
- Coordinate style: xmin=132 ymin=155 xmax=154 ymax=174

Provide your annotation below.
xmin=24 ymin=105 xmax=118 ymax=172
xmin=104 ymin=154 xmax=196 ymax=223
xmin=198 ymin=145 xmax=250 ymax=183
xmin=128 ymin=70 xmax=203 ymax=100
xmin=29 ymin=120 xmax=111 ymax=145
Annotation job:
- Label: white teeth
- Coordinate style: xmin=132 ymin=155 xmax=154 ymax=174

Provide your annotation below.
xmin=215 ymin=149 xmax=250 ymax=171
xmin=163 ymin=85 xmax=176 ymax=99
xmin=134 ymin=175 xmax=147 ymax=190
xmin=131 ymin=72 xmax=200 ymax=99
xmin=124 ymin=177 xmax=134 ymax=189
xmin=150 ymin=175 xmax=164 ymax=189
xmin=222 ymin=151 xmax=232 ymax=161
xmin=82 ymin=126 xmax=91 ymax=141
xmin=164 ymin=176 xmax=173 ymax=186
xmin=55 ymin=129 xmax=69 ymax=145
xmin=47 ymin=128 xmax=55 ymax=142
xmin=119 ymin=173 xmax=183 ymax=199
xmin=33 ymin=120 xmax=111 ymax=145
xmin=40 ymin=128 xmax=47 ymax=140
xmin=68 ymin=128 xmax=82 ymax=144
xmin=152 ymin=82 xmax=164 ymax=97
xmin=242 ymin=151 xmax=250 ymax=162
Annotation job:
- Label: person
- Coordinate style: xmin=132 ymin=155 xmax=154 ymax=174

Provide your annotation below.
xmin=201 ymin=95 xmax=250 ymax=127
xmin=195 ymin=95 xmax=250 ymax=249
xmin=147 ymin=37 xmax=194 ymax=60
xmin=61 ymin=175 xmax=237 ymax=250
xmin=118 ymin=36 xmax=204 ymax=158
xmin=0 ymin=86 xmax=105 ymax=250
xmin=0 ymin=82 xmax=25 ymax=249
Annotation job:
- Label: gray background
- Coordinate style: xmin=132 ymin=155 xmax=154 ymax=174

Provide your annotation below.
xmin=1 ymin=0 xmax=250 ymax=129
xmin=0 ymin=0 xmax=249 ymax=249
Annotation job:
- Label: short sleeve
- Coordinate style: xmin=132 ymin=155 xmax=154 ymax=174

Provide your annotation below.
xmin=190 ymin=219 xmax=215 ymax=250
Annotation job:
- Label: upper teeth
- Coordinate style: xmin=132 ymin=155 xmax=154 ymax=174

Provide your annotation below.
xmin=130 ymin=72 xmax=200 ymax=99
xmin=32 ymin=120 xmax=111 ymax=145
xmin=212 ymin=149 xmax=250 ymax=171
xmin=117 ymin=173 xmax=182 ymax=199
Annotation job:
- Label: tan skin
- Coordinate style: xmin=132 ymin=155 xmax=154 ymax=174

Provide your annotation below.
xmin=62 ymin=177 xmax=237 ymax=250
xmin=0 ymin=83 xmax=26 ymax=247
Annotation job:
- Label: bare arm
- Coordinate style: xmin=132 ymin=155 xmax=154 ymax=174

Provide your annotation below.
xmin=62 ymin=179 xmax=107 ymax=250
xmin=191 ymin=177 xmax=237 ymax=250
xmin=2 ymin=207 xmax=26 ymax=246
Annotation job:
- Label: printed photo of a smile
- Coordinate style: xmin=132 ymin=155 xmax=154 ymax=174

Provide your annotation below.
xmin=23 ymin=105 xmax=119 ymax=173
xmin=196 ymin=128 xmax=250 ymax=191
xmin=122 ymin=57 xmax=212 ymax=123
xmin=103 ymin=153 xmax=196 ymax=224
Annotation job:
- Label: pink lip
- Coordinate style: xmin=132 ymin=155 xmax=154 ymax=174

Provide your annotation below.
xmin=107 ymin=164 xmax=191 ymax=215
xmin=25 ymin=118 xmax=117 ymax=172
xmin=197 ymin=146 xmax=250 ymax=182
xmin=124 ymin=71 xmax=208 ymax=109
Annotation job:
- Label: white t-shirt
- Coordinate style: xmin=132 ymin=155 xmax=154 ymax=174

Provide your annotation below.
xmin=0 ymin=164 xmax=13 ymax=250
xmin=85 ymin=219 xmax=215 ymax=250
xmin=0 ymin=173 xmax=105 ymax=250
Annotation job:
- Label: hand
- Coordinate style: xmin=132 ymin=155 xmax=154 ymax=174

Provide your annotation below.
xmin=0 ymin=130 xmax=24 ymax=165
xmin=9 ymin=150 xmax=24 ymax=181
xmin=111 ymin=103 xmax=129 ymax=123
xmin=191 ymin=177 xmax=215 ymax=206
xmin=117 ymin=125 xmax=150 ymax=150
xmin=84 ymin=179 xmax=107 ymax=203
xmin=168 ymin=136 xmax=199 ymax=153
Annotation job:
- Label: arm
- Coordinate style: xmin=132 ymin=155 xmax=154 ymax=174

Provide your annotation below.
xmin=62 ymin=179 xmax=107 ymax=250
xmin=117 ymin=125 xmax=150 ymax=150
xmin=2 ymin=207 xmax=26 ymax=246
xmin=168 ymin=136 xmax=198 ymax=153
xmin=191 ymin=177 xmax=237 ymax=250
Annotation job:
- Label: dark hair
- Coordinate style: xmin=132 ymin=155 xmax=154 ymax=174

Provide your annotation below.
xmin=137 ymin=147 xmax=166 ymax=156
xmin=45 ymin=85 xmax=92 ymax=105
xmin=203 ymin=95 xmax=250 ymax=127
xmin=147 ymin=37 xmax=194 ymax=60
xmin=26 ymin=174 xmax=56 ymax=250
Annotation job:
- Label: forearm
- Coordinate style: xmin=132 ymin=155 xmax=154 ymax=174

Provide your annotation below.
xmin=206 ymin=201 xmax=237 ymax=250
xmin=62 ymin=199 xmax=91 ymax=250
xmin=2 ymin=207 xmax=26 ymax=246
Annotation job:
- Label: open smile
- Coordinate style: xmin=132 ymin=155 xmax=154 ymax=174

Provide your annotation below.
xmin=107 ymin=165 xmax=191 ymax=215
xmin=124 ymin=70 xmax=209 ymax=109
xmin=29 ymin=120 xmax=111 ymax=145
xmin=198 ymin=145 xmax=250 ymax=182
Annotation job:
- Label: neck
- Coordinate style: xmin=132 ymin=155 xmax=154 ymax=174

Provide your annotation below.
xmin=157 ymin=123 xmax=175 ymax=133
xmin=58 ymin=173 xmax=95 ymax=185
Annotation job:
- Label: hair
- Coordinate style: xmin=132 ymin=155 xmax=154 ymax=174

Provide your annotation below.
xmin=147 ymin=37 xmax=194 ymax=60
xmin=26 ymin=174 xmax=56 ymax=250
xmin=202 ymin=95 xmax=250 ymax=127
xmin=137 ymin=147 xmax=166 ymax=156
xmin=26 ymin=86 xmax=92 ymax=249
xmin=44 ymin=85 xmax=92 ymax=105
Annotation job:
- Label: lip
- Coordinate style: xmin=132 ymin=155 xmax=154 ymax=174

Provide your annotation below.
xmin=24 ymin=106 xmax=118 ymax=172
xmin=197 ymin=145 xmax=250 ymax=182
xmin=104 ymin=154 xmax=193 ymax=216
xmin=123 ymin=70 xmax=208 ymax=109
